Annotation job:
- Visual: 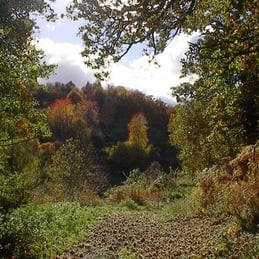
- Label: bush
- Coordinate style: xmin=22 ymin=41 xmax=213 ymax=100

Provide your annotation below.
xmin=106 ymin=166 xmax=183 ymax=207
xmin=196 ymin=142 xmax=259 ymax=231
xmin=106 ymin=185 xmax=149 ymax=206
xmin=106 ymin=142 xmax=150 ymax=174
xmin=2 ymin=202 xmax=106 ymax=258
xmin=33 ymin=139 xmax=109 ymax=204
xmin=119 ymin=198 xmax=141 ymax=210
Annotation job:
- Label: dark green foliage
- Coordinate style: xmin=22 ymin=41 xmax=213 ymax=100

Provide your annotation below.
xmin=0 ymin=0 xmax=54 ymax=144
xmin=0 ymin=0 xmax=55 ymax=215
xmin=0 ymin=139 xmax=42 ymax=212
xmin=43 ymin=139 xmax=109 ymax=201
xmin=169 ymin=101 xmax=242 ymax=172
xmin=106 ymin=142 xmax=150 ymax=174
xmin=0 ymin=2 xmax=58 ymax=255
xmin=81 ymin=84 xmax=179 ymax=170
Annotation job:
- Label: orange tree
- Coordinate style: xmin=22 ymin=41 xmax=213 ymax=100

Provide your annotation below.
xmin=46 ymin=97 xmax=100 ymax=144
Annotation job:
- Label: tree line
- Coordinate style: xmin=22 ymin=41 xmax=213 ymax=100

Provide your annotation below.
xmin=32 ymin=81 xmax=179 ymax=181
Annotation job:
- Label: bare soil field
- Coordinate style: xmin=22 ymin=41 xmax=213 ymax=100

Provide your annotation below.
xmin=59 ymin=211 xmax=259 ymax=258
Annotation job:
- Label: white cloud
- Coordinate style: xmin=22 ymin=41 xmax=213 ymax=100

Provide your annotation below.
xmin=37 ymin=38 xmax=96 ymax=86
xmin=36 ymin=0 xmax=201 ymax=103
xmin=107 ymin=32 xmax=199 ymax=102
xmin=36 ymin=0 xmax=201 ymax=104
xmin=37 ymin=32 xmax=199 ymax=103
xmin=49 ymin=0 xmax=73 ymax=14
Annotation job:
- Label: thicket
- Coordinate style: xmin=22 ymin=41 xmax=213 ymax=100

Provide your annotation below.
xmin=105 ymin=163 xmax=193 ymax=208
xmin=196 ymin=142 xmax=259 ymax=232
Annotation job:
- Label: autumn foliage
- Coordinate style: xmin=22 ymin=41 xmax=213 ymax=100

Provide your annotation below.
xmin=197 ymin=142 xmax=259 ymax=231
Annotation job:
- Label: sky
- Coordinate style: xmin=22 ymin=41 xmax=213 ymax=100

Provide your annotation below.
xmin=36 ymin=0 xmax=199 ymax=104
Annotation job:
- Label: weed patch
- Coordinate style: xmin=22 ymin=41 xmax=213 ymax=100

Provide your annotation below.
xmin=3 ymin=203 xmax=115 ymax=258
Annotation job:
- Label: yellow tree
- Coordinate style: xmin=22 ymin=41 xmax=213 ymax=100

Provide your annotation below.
xmin=47 ymin=97 xmax=99 ymax=143
xmin=128 ymin=113 xmax=149 ymax=149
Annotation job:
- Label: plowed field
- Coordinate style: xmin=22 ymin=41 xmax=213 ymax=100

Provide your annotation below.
xmin=59 ymin=211 xmax=259 ymax=258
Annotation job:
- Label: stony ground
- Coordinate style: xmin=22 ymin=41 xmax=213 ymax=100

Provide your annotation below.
xmin=57 ymin=210 xmax=259 ymax=259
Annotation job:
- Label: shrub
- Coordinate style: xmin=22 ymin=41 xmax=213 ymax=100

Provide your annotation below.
xmin=119 ymin=198 xmax=140 ymax=210
xmin=34 ymin=139 xmax=109 ymax=203
xmin=196 ymin=167 xmax=224 ymax=211
xmin=106 ymin=185 xmax=149 ymax=206
xmin=2 ymin=202 xmax=106 ymax=258
xmin=106 ymin=167 xmax=184 ymax=207
xmin=196 ymin=142 xmax=259 ymax=231
xmin=106 ymin=142 xmax=149 ymax=174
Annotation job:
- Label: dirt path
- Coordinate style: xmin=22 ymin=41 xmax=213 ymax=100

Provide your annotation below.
xmin=59 ymin=211 xmax=258 ymax=259
xmin=59 ymin=211 xmax=259 ymax=259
